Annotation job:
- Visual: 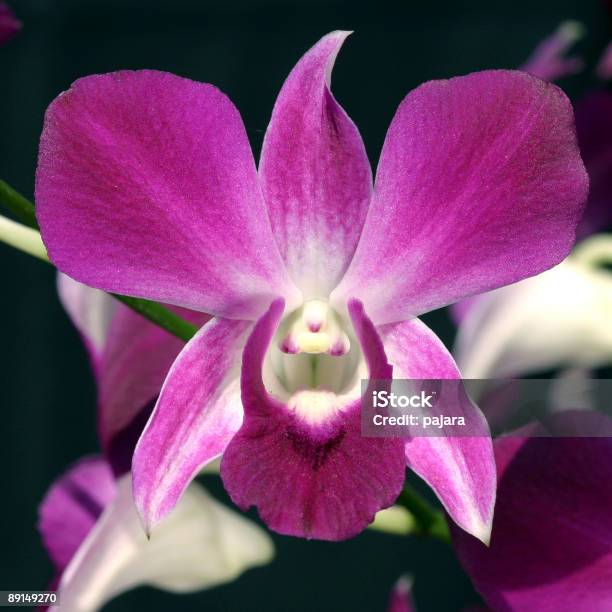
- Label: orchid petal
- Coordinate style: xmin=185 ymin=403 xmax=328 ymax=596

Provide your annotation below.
xmin=333 ymin=70 xmax=588 ymax=323
xmin=99 ymin=302 xmax=209 ymax=475
xmin=132 ymin=317 xmax=250 ymax=533
xmin=259 ymin=31 xmax=372 ymax=297
xmin=453 ymin=412 xmax=612 ymax=611
xmin=37 ymin=457 xmax=116 ymax=573
xmin=380 ymin=318 xmax=495 ymax=544
xmin=36 ymin=70 xmax=299 ymax=319
xmin=55 ymin=475 xmax=273 ymax=612
xmin=58 ymin=274 xmax=211 ymax=475
xmin=220 ymin=299 xmax=405 ymax=541
xmin=453 ymin=257 xmax=612 ymax=379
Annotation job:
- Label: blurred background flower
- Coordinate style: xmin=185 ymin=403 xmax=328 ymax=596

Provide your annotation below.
xmin=452 ymin=411 xmax=612 ymax=611
xmin=36 ymin=277 xmax=272 ymax=610
xmin=0 ymin=2 xmax=21 ymax=46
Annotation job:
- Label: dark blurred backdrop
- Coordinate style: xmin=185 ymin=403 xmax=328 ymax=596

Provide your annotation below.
xmin=0 ymin=0 xmax=608 ymax=610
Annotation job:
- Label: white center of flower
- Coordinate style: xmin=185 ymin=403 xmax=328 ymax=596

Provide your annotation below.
xmin=280 ymin=299 xmax=350 ymax=356
xmin=287 ymin=390 xmax=339 ymax=424
xmin=263 ymin=300 xmax=366 ymax=424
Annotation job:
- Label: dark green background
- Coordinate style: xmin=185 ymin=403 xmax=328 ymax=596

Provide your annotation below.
xmin=0 ymin=1 xmax=607 ymax=610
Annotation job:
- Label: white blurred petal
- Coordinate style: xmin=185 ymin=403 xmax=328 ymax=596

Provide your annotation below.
xmin=548 ymin=368 xmax=595 ymax=412
xmin=54 ymin=477 xmax=274 ymax=612
xmin=454 ymin=250 xmax=612 ymax=379
xmin=57 ymin=273 xmax=117 ymax=356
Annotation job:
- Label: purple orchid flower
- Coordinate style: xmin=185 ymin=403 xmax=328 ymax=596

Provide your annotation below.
xmin=0 ymin=2 xmax=20 ymax=46
xmin=37 ymin=276 xmax=272 ymax=611
xmin=35 ymin=32 xmax=588 ymax=542
xmin=452 ymin=411 xmax=612 ymax=611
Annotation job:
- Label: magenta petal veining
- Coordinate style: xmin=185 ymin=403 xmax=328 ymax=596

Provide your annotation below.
xmin=380 ymin=318 xmax=495 ymax=544
xmin=333 ymin=70 xmax=588 ymax=323
xmin=132 ymin=317 xmax=251 ymax=532
xmin=260 ymin=31 xmax=372 ymax=296
xmin=37 ymin=70 xmax=299 ymax=319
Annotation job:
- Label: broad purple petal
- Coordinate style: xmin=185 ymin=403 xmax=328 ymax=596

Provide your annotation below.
xmin=0 ymin=2 xmax=21 ymax=46
xmin=575 ymin=93 xmax=612 ymax=237
xmin=132 ymin=317 xmax=250 ymax=532
xmin=453 ymin=412 xmax=612 ymax=611
xmin=259 ymin=32 xmax=372 ymax=297
xmin=333 ymin=70 xmax=588 ymax=324
xmin=220 ymin=299 xmax=405 ymax=541
xmin=380 ymin=318 xmax=495 ymax=544
xmin=36 ymin=70 xmax=299 ymax=319
xmin=37 ymin=457 xmax=116 ymax=572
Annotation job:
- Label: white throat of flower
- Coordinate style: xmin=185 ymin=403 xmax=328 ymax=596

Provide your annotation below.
xmin=263 ymin=299 xmax=366 ymax=424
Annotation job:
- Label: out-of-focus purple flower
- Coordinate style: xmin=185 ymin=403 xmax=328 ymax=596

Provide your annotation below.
xmin=38 ymin=456 xmax=274 ymax=612
xmin=452 ymin=411 xmax=612 ymax=612
xmin=35 ymin=32 xmax=588 ymax=542
xmin=57 ymin=274 xmax=210 ymax=475
xmin=574 ymin=93 xmax=612 ymax=238
xmin=521 ymin=21 xmax=584 ymax=81
xmin=37 ymin=278 xmax=273 ymax=611
xmin=388 ymin=576 xmax=415 ymax=612
xmin=0 ymin=2 xmax=21 ymax=46
xmin=595 ymin=41 xmax=612 ymax=80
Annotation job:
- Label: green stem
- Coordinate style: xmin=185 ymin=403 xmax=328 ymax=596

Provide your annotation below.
xmin=113 ymin=294 xmax=197 ymax=342
xmin=397 ymin=486 xmax=451 ymax=544
xmin=0 ymin=180 xmax=197 ymax=342
xmin=0 ymin=180 xmax=39 ymax=230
